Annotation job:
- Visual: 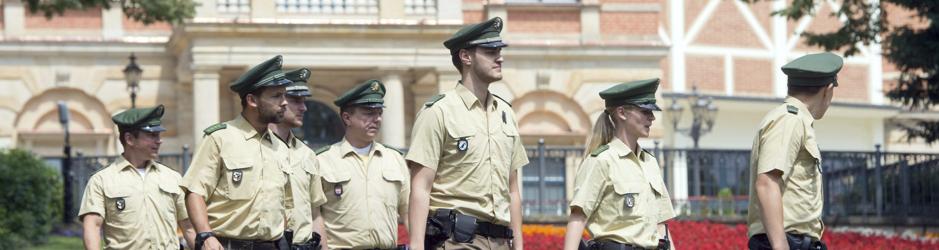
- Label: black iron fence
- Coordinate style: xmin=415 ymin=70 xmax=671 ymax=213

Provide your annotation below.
xmin=48 ymin=143 xmax=939 ymax=224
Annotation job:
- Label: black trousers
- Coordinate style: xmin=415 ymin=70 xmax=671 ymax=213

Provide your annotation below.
xmin=748 ymin=233 xmax=827 ymax=250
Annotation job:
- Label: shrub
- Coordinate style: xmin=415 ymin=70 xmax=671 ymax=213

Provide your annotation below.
xmin=0 ymin=149 xmax=63 ymax=250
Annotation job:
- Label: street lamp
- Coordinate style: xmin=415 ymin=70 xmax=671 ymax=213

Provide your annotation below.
xmin=123 ymin=53 xmax=143 ymax=109
xmin=56 ymin=101 xmax=72 ymax=223
xmin=666 ymin=86 xmax=718 ymax=148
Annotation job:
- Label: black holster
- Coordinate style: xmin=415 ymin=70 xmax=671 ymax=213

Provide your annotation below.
xmin=424 ymin=209 xmax=454 ymax=248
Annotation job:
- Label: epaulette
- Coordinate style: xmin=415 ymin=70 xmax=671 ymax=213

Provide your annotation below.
xmin=203 ymin=123 xmax=227 ymax=135
xmin=590 ymin=144 xmax=610 ymax=157
xmin=380 ymin=143 xmax=404 ymax=155
xmin=314 ymin=145 xmax=330 ymax=155
xmin=786 ymin=105 xmax=798 ymax=115
xmin=424 ymin=94 xmax=445 ymax=107
xmin=492 ymin=94 xmax=512 ymax=107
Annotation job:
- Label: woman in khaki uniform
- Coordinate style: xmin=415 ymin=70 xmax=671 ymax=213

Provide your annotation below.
xmin=563 ymin=79 xmax=676 ymax=250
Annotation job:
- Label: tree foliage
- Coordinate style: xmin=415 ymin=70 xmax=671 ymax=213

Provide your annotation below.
xmin=744 ymin=0 xmax=939 ymax=143
xmin=24 ymin=0 xmax=196 ymax=25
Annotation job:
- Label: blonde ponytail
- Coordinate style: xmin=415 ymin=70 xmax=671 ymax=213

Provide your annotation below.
xmin=584 ymin=110 xmax=616 ymax=156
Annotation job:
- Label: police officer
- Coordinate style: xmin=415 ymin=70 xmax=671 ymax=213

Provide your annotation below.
xmin=181 ymin=55 xmax=293 ymax=250
xmin=407 ymin=17 xmax=528 ymax=250
xmin=314 ymin=79 xmax=410 ymax=249
xmin=562 ymin=79 xmax=676 ymax=250
xmin=271 ymin=68 xmax=327 ymax=250
xmin=747 ymin=52 xmax=841 ymax=250
xmin=79 ymin=105 xmax=196 ymax=249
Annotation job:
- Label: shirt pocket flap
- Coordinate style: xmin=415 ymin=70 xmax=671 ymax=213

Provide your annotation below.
xmin=446 ymin=125 xmax=475 ymax=139
xmin=612 ymin=181 xmax=643 ymax=195
xmin=322 ymin=169 xmax=352 ymax=183
xmin=158 ymin=181 xmax=181 ymax=195
xmin=381 ymin=166 xmax=404 ymax=182
xmin=223 ymin=158 xmax=255 ymax=171
xmin=804 ymin=140 xmax=821 ymax=160
xmin=503 ymin=122 xmax=519 ymax=136
xmin=104 ymin=186 xmax=132 ymax=198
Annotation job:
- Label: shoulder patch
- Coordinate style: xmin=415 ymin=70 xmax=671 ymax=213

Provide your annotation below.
xmin=424 ymin=94 xmax=446 ymax=107
xmin=314 ymin=145 xmax=330 ymax=155
xmin=590 ymin=144 xmax=610 ymax=157
xmin=203 ymin=123 xmax=227 ymax=135
xmin=786 ymin=105 xmax=799 ymax=115
xmin=492 ymin=94 xmax=512 ymax=107
xmin=380 ymin=143 xmax=405 ymax=155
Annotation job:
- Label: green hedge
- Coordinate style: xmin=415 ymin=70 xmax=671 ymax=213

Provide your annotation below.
xmin=0 ymin=149 xmax=63 ymax=250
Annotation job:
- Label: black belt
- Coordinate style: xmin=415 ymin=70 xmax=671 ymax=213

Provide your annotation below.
xmin=292 ymin=242 xmax=318 ymax=250
xmin=216 ymin=236 xmax=285 ymax=250
xmin=475 ymin=220 xmax=513 ymax=239
xmin=590 ymin=240 xmax=648 ymax=250
xmin=342 ymin=245 xmax=407 ymax=250
xmin=748 ymin=232 xmax=826 ymax=250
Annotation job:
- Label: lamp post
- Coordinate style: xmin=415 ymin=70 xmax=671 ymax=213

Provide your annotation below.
xmin=665 ymin=86 xmax=718 ymax=197
xmin=123 ymin=53 xmax=143 ymax=109
xmin=56 ymin=101 xmax=72 ymax=223
xmin=665 ymin=86 xmax=718 ymax=148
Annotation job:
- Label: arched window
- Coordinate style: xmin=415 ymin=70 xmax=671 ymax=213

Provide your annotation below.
xmin=295 ymin=100 xmax=345 ymax=148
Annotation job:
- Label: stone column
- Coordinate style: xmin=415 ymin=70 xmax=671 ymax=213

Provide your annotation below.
xmin=381 ymin=73 xmax=406 ymax=148
xmin=102 ymin=6 xmax=124 ymax=39
xmin=192 ymin=67 xmax=221 ymax=147
xmin=3 ymin=0 xmax=25 ymax=37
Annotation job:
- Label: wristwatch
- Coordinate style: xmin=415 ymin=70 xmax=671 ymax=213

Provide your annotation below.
xmin=195 ymin=232 xmax=215 ymax=249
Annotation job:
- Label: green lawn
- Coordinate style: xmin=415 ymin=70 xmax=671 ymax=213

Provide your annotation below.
xmin=27 ymin=236 xmax=84 ymax=250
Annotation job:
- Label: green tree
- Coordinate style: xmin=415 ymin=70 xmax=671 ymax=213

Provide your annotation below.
xmin=0 ymin=149 xmax=63 ymax=249
xmin=744 ymin=0 xmax=939 ymax=143
xmin=25 ymin=0 xmax=196 ymax=25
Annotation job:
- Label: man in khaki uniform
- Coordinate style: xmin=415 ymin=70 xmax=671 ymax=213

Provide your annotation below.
xmin=79 ymin=104 xmax=196 ymax=249
xmin=314 ymin=79 xmax=410 ymax=250
xmin=747 ymin=52 xmax=842 ymax=250
xmin=271 ymin=68 xmax=327 ymax=250
xmin=182 ymin=55 xmax=293 ymax=250
xmin=407 ymin=17 xmax=528 ymax=250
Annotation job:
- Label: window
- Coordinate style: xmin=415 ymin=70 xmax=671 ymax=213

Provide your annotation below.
xmin=218 ymin=0 xmax=250 ymax=13
xmin=276 ymin=0 xmax=379 ymax=14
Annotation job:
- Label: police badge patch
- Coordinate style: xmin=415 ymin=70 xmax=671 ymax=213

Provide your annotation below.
xmin=116 ymin=198 xmax=126 ymax=211
xmin=232 ymin=170 xmax=243 ymax=183
xmin=624 ymin=193 xmax=636 ymax=208
xmin=334 ymin=184 xmax=343 ymax=197
xmin=457 ymin=137 xmax=469 ymax=152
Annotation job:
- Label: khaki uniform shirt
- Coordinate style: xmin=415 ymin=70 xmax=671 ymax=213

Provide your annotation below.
xmin=569 ymin=139 xmax=675 ymax=248
xmin=406 ymin=83 xmax=529 ymax=225
xmin=78 ymin=156 xmax=188 ymax=250
xmin=316 ymin=139 xmax=410 ymax=249
xmin=747 ymin=97 xmax=824 ymax=238
xmin=181 ymin=115 xmax=292 ymax=241
xmin=275 ymin=133 xmax=327 ymax=244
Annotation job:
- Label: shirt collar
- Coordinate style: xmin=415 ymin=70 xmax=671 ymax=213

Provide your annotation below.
xmin=608 ymin=138 xmax=648 ymax=161
xmin=455 ymin=82 xmax=498 ymax=110
xmin=784 ymin=96 xmax=816 ymax=125
xmin=339 ymin=138 xmax=382 ymax=158
xmin=115 ymin=155 xmax=155 ymax=172
xmin=232 ymin=114 xmax=270 ymax=142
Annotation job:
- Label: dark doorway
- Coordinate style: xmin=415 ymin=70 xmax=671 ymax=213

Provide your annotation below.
xmin=294 ymin=100 xmax=344 ymax=148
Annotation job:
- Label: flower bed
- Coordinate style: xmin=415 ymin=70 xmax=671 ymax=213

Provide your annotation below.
xmin=397 ymin=220 xmax=939 ymax=249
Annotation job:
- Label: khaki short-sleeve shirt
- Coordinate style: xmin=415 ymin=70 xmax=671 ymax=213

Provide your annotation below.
xmin=78 ymin=156 xmax=188 ymax=250
xmin=275 ymin=133 xmax=326 ymax=244
xmin=406 ymin=83 xmax=529 ymax=225
xmin=315 ymin=140 xmax=410 ymax=249
xmin=747 ymin=97 xmax=824 ymax=239
xmin=569 ymin=139 xmax=675 ymax=249
xmin=180 ymin=115 xmax=292 ymax=241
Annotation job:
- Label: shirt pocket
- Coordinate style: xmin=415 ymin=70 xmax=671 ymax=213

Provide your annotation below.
xmin=321 ymin=169 xmax=353 ymax=212
xmin=103 ymin=186 xmax=137 ymax=225
xmin=611 ymin=181 xmax=646 ymax=220
xmin=380 ymin=165 xmax=404 ymax=208
xmin=444 ymin=126 xmax=481 ymax=168
xmin=158 ymin=181 xmax=182 ymax=220
xmin=221 ymin=158 xmax=260 ymax=200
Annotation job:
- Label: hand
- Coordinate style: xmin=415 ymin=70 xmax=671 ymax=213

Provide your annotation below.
xmin=202 ymin=237 xmax=223 ymax=250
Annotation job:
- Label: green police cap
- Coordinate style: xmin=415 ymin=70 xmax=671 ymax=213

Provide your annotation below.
xmin=599 ymin=78 xmax=661 ymax=111
xmin=112 ymin=104 xmax=166 ymax=132
xmin=444 ymin=17 xmax=507 ymax=50
xmin=230 ymin=55 xmax=292 ymax=95
xmin=334 ymin=79 xmax=385 ymax=108
xmin=284 ymin=68 xmax=312 ymax=97
xmin=782 ymin=52 xmax=843 ymax=87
